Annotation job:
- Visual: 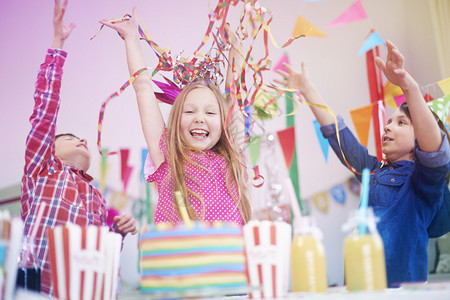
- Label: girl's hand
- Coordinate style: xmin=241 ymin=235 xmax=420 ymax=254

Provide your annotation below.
xmin=274 ymin=62 xmax=312 ymax=93
xmin=113 ymin=214 xmax=138 ymax=235
xmin=52 ymin=0 xmax=75 ymax=49
xmin=100 ymin=6 xmax=140 ymax=41
xmin=375 ymin=41 xmax=415 ymax=91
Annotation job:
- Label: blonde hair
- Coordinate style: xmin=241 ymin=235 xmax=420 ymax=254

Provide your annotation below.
xmin=165 ymin=80 xmax=252 ymax=223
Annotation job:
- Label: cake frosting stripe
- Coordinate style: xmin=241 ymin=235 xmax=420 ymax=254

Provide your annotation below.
xmin=139 ymin=222 xmax=248 ymax=294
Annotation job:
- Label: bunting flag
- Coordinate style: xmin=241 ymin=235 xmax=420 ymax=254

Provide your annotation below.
xmin=99 ymin=149 xmax=110 ymax=194
xmin=247 ymin=135 xmax=263 ymax=167
xmin=313 ymin=192 xmax=329 ymax=213
xmin=350 ymin=104 xmax=373 ymax=147
xmin=313 ymin=120 xmax=329 ymax=162
xmin=276 ymin=127 xmax=296 ymax=169
xmin=327 ymin=0 xmax=367 ymax=29
xmin=394 ymin=94 xmax=406 ymax=107
xmin=428 ymin=95 xmax=450 ymax=124
xmin=330 ymin=184 xmax=346 ymax=205
xmin=383 ymin=81 xmax=403 ymax=109
xmin=292 ymin=16 xmax=328 ymax=37
xmin=438 ymin=78 xmax=450 ymax=95
xmin=424 ymin=93 xmax=434 ymax=103
xmin=358 ymin=31 xmax=385 ymax=56
xmin=141 ymin=149 xmax=152 ymax=225
xmin=284 ymin=92 xmax=304 ymax=214
xmin=272 ymin=53 xmax=290 ymax=73
xmin=120 ymin=149 xmax=134 ymax=193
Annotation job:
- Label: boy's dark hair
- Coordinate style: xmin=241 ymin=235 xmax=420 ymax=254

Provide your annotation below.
xmin=55 ymin=133 xmax=80 ymax=141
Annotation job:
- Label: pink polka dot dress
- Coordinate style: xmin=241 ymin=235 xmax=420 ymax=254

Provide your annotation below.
xmin=144 ymin=132 xmax=243 ymax=225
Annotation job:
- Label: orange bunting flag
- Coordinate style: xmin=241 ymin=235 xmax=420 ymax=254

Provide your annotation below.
xmin=383 ymin=81 xmax=403 ymax=109
xmin=350 ymin=104 xmax=373 ymax=147
xmin=327 ymin=0 xmax=367 ymax=29
xmin=292 ymin=16 xmax=328 ymax=38
xmin=276 ymin=126 xmax=296 ymax=170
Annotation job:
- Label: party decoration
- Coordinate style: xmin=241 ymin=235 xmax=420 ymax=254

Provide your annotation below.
xmin=349 ymin=104 xmax=373 ymax=147
xmin=330 ymin=184 xmax=346 ymax=204
xmin=99 ymin=149 xmax=110 ymax=194
xmin=394 ymin=94 xmax=406 ymax=107
xmin=383 ymin=81 xmax=403 ymax=109
xmin=272 ymin=53 xmax=290 ymax=73
xmin=327 ymin=0 xmax=367 ymax=29
xmin=247 ymin=135 xmax=263 ymax=166
xmin=358 ymin=31 xmax=385 ymax=56
xmin=438 ymin=77 xmax=450 ymax=95
xmin=313 ymin=192 xmax=329 ymax=213
xmin=253 ymin=89 xmax=279 ymax=120
xmin=424 ymin=93 xmax=434 ymax=103
xmin=292 ymin=16 xmax=328 ymax=37
xmin=110 ymin=191 xmax=129 ymax=211
xmin=428 ymin=95 xmax=450 ymax=124
xmin=313 ymin=120 xmax=329 ymax=163
xmin=120 ymin=149 xmax=133 ymax=193
xmin=366 ymin=41 xmax=386 ymax=161
xmin=277 ymin=127 xmax=296 ymax=170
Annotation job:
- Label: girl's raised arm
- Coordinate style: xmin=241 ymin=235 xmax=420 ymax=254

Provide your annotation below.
xmin=100 ymin=7 xmax=165 ymax=166
xmin=375 ymin=41 xmax=442 ymax=152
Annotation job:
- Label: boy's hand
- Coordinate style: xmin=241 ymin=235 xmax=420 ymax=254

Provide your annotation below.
xmin=375 ymin=40 xmax=415 ymax=91
xmin=100 ymin=6 xmax=140 ymax=41
xmin=274 ymin=62 xmax=312 ymax=93
xmin=52 ymin=0 xmax=75 ymax=49
xmin=114 ymin=214 xmax=138 ymax=235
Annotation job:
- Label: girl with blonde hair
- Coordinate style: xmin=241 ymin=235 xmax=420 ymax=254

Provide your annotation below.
xmin=101 ymin=8 xmax=252 ymax=224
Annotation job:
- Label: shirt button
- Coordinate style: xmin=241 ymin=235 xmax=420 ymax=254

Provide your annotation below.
xmin=94 ymin=210 xmax=97 ymax=214
xmin=372 ymin=179 xmax=376 ymax=184
xmin=389 ymin=166 xmax=393 ymax=171
xmin=390 ymin=178 xmax=395 ymax=183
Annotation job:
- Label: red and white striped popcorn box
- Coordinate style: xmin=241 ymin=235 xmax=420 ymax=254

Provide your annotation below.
xmin=243 ymin=220 xmax=291 ymax=298
xmin=47 ymin=225 xmax=122 ymax=300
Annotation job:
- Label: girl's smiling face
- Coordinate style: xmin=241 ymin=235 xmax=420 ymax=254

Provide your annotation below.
xmin=180 ymin=87 xmax=222 ymax=151
xmin=381 ymin=108 xmax=416 ymax=163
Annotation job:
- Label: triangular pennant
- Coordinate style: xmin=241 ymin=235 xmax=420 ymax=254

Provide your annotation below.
xmin=313 ymin=120 xmax=329 ymax=163
xmin=327 ymin=0 xmax=367 ymax=29
xmin=330 ymin=184 xmax=346 ymax=204
xmin=438 ymin=77 xmax=450 ymax=95
xmin=120 ymin=149 xmax=133 ymax=193
xmin=247 ymin=135 xmax=262 ymax=166
xmin=313 ymin=192 xmax=329 ymax=213
xmin=350 ymin=104 xmax=373 ymax=147
xmin=427 ymin=95 xmax=450 ymax=124
xmin=394 ymin=94 xmax=406 ymax=107
xmin=141 ymin=148 xmax=149 ymax=181
xmin=424 ymin=93 xmax=434 ymax=103
xmin=357 ymin=31 xmax=385 ymax=56
xmin=383 ymin=81 xmax=403 ymax=109
xmin=292 ymin=15 xmax=328 ymax=38
xmin=272 ymin=53 xmax=290 ymax=73
xmin=277 ymin=126 xmax=296 ymax=169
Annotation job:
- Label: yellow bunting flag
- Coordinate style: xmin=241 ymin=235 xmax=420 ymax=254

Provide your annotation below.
xmin=313 ymin=192 xmax=329 ymax=213
xmin=350 ymin=104 xmax=373 ymax=147
xmin=292 ymin=16 xmax=328 ymax=38
xmin=383 ymin=81 xmax=403 ymax=109
xmin=253 ymin=89 xmax=278 ymax=120
xmin=438 ymin=78 xmax=450 ymax=96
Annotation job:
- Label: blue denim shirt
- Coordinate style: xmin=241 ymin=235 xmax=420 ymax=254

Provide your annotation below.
xmin=321 ymin=116 xmax=450 ymax=287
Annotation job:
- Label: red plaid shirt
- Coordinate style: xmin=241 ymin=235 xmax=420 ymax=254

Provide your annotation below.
xmin=21 ymin=49 xmax=121 ymax=296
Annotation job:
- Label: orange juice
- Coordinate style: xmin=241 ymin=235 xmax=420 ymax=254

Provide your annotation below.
xmin=344 ymin=234 xmax=387 ymax=291
xmin=291 ymin=235 xmax=327 ymax=293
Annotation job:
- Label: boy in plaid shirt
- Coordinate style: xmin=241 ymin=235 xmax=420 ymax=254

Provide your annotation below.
xmin=21 ymin=0 xmax=138 ymax=296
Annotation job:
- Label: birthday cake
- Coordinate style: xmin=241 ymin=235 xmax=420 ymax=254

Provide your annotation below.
xmin=139 ymin=222 xmax=248 ymax=294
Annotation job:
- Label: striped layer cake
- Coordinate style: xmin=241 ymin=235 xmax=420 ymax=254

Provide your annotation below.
xmin=139 ymin=222 xmax=248 ymax=294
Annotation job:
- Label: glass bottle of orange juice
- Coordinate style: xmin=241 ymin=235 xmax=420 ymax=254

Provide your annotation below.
xmin=343 ymin=207 xmax=387 ymax=291
xmin=290 ymin=216 xmax=327 ymax=293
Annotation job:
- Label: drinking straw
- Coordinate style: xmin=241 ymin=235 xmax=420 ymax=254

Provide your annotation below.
xmin=358 ymin=168 xmax=370 ymax=235
xmin=285 ymin=177 xmax=302 ymax=232
xmin=174 ymin=191 xmax=194 ymax=227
